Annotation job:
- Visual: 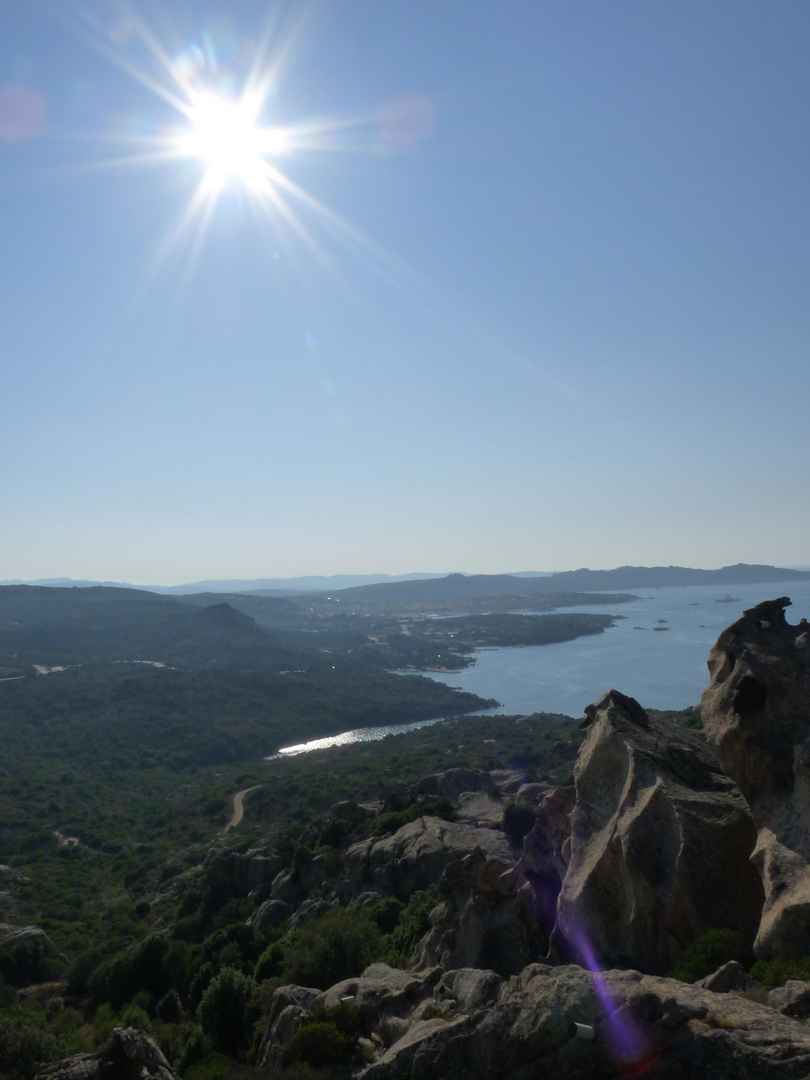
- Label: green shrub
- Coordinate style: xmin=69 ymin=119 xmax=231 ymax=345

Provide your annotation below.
xmin=749 ymin=956 xmax=810 ymax=987
xmin=281 ymin=908 xmax=382 ymax=990
xmin=120 ymin=1003 xmax=153 ymax=1035
xmin=672 ymin=929 xmax=748 ymax=982
xmin=92 ymin=932 xmax=171 ymax=1007
xmin=197 ymin=967 xmax=258 ymax=1057
xmin=0 ymin=1011 xmax=63 ymax=1080
xmin=254 ymin=940 xmax=285 ymax=983
xmin=383 ymin=889 xmax=440 ymax=967
xmin=156 ymin=988 xmax=181 ymax=1022
xmin=281 ymin=1021 xmax=353 ymax=1069
xmin=367 ymin=897 xmax=405 ymax=935
xmin=182 ymin=1050 xmax=255 ymax=1079
xmin=66 ymin=948 xmax=103 ymax=997
xmin=0 ymin=998 xmax=90 ymax=1080
xmin=175 ymin=1024 xmax=209 ymax=1074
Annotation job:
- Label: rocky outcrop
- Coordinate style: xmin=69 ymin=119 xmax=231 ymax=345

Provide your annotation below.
xmin=347 ymin=817 xmax=514 ymax=900
xmin=261 ymin=962 xmax=810 ymax=1080
xmin=416 ymin=848 xmax=541 ymax=977
xmin=516 ymin=785 xmax=576 ymax=950
xmin=0 ymin=864 xmax=29 ymax=883
xmin=34 ymin=1026 xmax=175 ymax=1080
xmin=702 ymin=596 xmax=810 ymax=958
xmin=768 ymin=981 xmax=810 ymax=1019
xmin=550 ymin=690 xmax=763 ymax=974
xmin=251 ymin=898 xmax=291 ymax=931
xmin=258 ymin=964 xmax=438 ymax=1070
xmin=204 ymin=847 xmax=283 ymax=898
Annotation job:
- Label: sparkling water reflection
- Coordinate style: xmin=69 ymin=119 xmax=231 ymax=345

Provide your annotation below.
xmin=269 ymin=716 xmax=457 ymax=758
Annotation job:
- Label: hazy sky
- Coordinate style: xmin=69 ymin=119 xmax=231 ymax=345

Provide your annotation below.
xmin=2 ymin=1 xmax=808 ymax=583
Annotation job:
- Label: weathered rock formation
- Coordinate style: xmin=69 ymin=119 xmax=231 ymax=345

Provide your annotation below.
xmin=204 ymin=847 xmax=283 ymax=898
xmin=258 ymin=964 xmax=439 ymax=1070
xmin=34 ymin=1027 xmax=175 ymax=1080
xmin=416 ymin=847 xmax=541 ymax=976
xmin=347 ymin=817 xmax=515 ymax=901
xmin=702 ymin=596 xmax=810 ymax=958
xmin=549 ymin=690 xmax=763 ymax=974
xmin=260 ymin=962 xmax=810 ymax=1079
xmin=516 ymin=785 xmax=576 ymax=952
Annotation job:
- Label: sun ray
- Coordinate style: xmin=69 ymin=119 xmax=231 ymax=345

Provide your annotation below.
xmin=40 ymin=1 xmax=568 ymax=405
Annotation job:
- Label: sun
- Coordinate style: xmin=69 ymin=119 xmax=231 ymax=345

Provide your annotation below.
xmin=179 ymin=91 xmax=288 ymax=193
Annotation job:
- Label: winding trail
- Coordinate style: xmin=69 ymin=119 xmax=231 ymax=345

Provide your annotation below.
xmin=224 ymin=785 xmax=262 ymax=831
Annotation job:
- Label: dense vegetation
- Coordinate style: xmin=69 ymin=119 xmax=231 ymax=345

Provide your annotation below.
xmin=0 ymin=699 xmax=583 ymax=1079
xmin=0 ymin=583 xmax=691 ymax=1079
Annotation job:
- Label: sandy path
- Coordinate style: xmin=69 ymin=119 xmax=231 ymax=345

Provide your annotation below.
xmin=224 ymin=785 xmax=262 ymax=831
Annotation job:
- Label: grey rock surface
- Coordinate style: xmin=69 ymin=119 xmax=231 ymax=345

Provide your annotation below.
xmin=551 ymin=690 xmax=764 ymax=974
xmin=205 ymin=847 xmax=282 ymax=897
xmin=694 ymin=960 xmax=748 ymax=993
xmin=516 ymin=785 xmax=576 ymax=950
xmin=417 ymin=848 xmax=541 ymax=977
xmin=702 ymin=596 xmax=810 ymax=958
xmin=261 ymin=962 xmax=810 ymax=1080
xmin=34 ymin=1026 xmax=175 ymax=1080
xmin=348 ymin=816 xmax=514 ymax=900
xmin=768 ymin=980 xmax=810 ymax=1019
xmin=251 ymin=898 xmax=291 ymax=931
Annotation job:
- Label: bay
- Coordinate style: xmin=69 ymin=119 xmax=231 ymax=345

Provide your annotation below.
xmin=409 ymin=581 xmax=810 ymax=718
xmin=272 ymin=581 xmax=810 ymax=755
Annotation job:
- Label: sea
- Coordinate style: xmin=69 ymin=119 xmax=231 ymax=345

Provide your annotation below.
xmin=274 ymin=580 xmax=810 ymax=757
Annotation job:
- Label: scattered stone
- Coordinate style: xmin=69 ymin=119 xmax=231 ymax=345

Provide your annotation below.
xmin=769 ymin=980 xmax=810 ymax=1019
xmin=695 ymin=960 xmax=748 ymax=993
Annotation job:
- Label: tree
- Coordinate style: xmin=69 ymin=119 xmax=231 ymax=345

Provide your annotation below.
xmin=197 ymin=967 xmax=257 ymax=1057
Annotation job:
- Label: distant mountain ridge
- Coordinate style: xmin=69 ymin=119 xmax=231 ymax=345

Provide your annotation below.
xmin=0 ymin=573 xmax=450 ymax=595
xmin=542 ymin=563 xmax=810 ymax=591
xmin=1 ymin=564 xmax=806 ymax=598
xmin=326 ymin=563 xmax=810 ymax=604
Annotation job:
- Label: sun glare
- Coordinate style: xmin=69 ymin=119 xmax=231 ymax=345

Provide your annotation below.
xmin=61 ymin=4 xmax=427 ymax=307
xmin=180 ymin=92 xmax=288 ymax=192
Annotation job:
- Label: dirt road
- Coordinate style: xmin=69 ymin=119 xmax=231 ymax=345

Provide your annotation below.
xmin=224 ymin=785 xmax=262 ymax=831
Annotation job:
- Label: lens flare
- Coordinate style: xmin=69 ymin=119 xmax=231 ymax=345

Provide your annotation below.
xmin=178 ymin=91 xmax=288 ymax=193
xmin=565 ymin=924 xmax=656 ymax=1073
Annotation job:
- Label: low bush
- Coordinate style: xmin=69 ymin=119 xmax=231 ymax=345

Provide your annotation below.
xmin=672 ymin=929 xmax=748 ymax=982
xmin=749 ymin=956 xmax=810 ymax=987
xmin=383 ymin=889 xmax=440 ymax=967
xmin=281 ymin=908 xmax=382 ymax=990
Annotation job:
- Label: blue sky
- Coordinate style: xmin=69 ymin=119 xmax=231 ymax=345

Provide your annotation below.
xmin=2 ymin=1 xmax=808 ymax=583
